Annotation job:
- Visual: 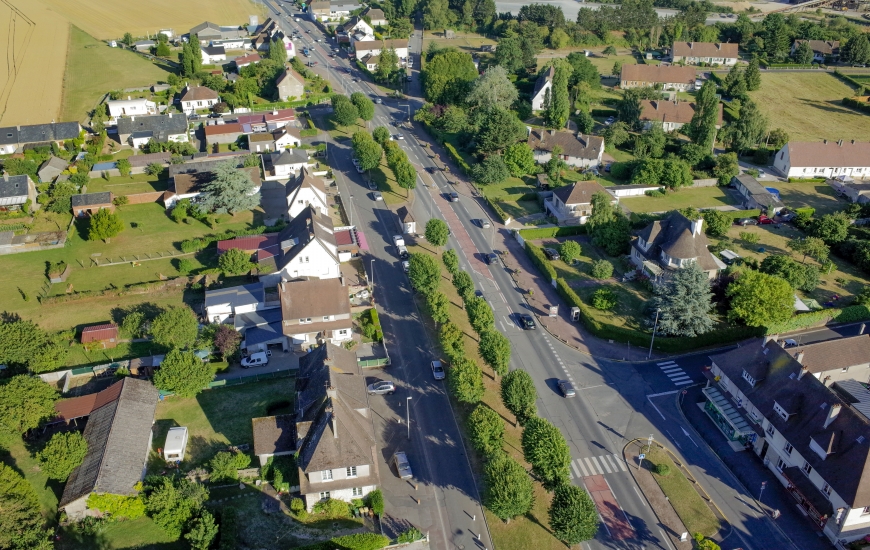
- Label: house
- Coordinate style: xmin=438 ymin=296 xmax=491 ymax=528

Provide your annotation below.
xmin=189 ymin=21 xmax=244 ymax=43
xmin=275 ymin=68 xmax=306 ymax=101
xmin=263 ymin=148 xmax=311 ymax=180
xmin=531 ymin=66 xmax=555 ymax=112
xmin=201 ymin=45 xmax=227 ymax=64
xmin=253 ymin=414 xmax=297 ymax=466
xmin=631 ymin=211 xmax=725 ymax=280
xmin=527 ymin=129 xmax=604 ymax=169
xmin=620 ymin=64 xmax=697 ymax=91
xmin=731 ymin=174 xmax=785 ymax=214
xmin=362 ymin=7 xmax=387 ymax=26
xmin=280 ymin=277 xmax=352 ymax=349
xmin=783 ymin=335 xmax=870 ymax=386
xmin=0 ymin=121 xmax=81 ymax=153
xmin=211 ymin=38 xmax=247 ymax=50
xmin=247 ymin=127 xmax=302 ymax=153
xmin=58 ymin=378 xmax=159 ymax=520
xmin=639 ymin=100 xmax=723 ymax=132
xmin=80 ymin=323 xmax=119 ymax=349
xmin=359 ymin=54 xmax=381 ymax=71
xmin=234 ymin=52 xmax=262 ymax=69
xmin=71 ymin=192 xmax=114 ymax=218
xmin=294 ymin=343 xmax=379 ymax=510
xmin=543 ymin=180 xmax=614 ymax=225
xmin=309 ymin=1 xmax=363 ymax=21
xmin=204 ymin=122 xmax=244 ymax=146
xmin=242 ymin=321 xmax=289 ymax=353
xmin=773 ymin=140 xmax=870 ymax=180
xmin=703 ymin=337 xmax=870 ymax=545
xmin=106 ymin=98 xmax=157 ymax=122
xmin=840 ymin=182 xmax=870 ymax=204
xmin=133 ymin=40 xmax=155 ymax=51
xmin=792 ymin=40 xmax=839 ymax=62
xmin=352 ymin=39 xmax=409 ymax=65
xmin=116 ymin=114 xmax=188 ymax=147
xmin=37 ymin=156 xmax=69 ymax=182
xmin=237 ymin=108 xmax=296 ymax=133
xmin=204 ymin=281 xmax=276 ymax=324
xmin=267 ymin=206 xmax=340 ymax=283
xmin=671 ymin=42 xmax=738 ymax=66
xmin=180 ymin=85 xmax=220 ymax=114
xmin=341 ymin=17 xmax=374 ymax=41
xmin=164 ymin=160 xmax=261 ymax=208
xmin=286 ymin=168 xmax=329 ymax=219
xmin=397 ymin=205 xmax=416 ymax=234
xmin=0 ymin=174 xmax=36 ymax=210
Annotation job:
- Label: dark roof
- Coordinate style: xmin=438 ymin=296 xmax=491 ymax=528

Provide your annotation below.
xmin=190 ymin=21 xmax=221 ymax=34
xmin=783 ymin=466 xmax=834 ymax=517
xmin=181 ymin=86 xmax=220 ymax=102
xmin=253 ymin=414 xmax=297 ymax=456
xmin=272 ymin=206 xmax=337 ymax=270
xmin=244 ymin=321 xmax=285 ymax=346
xmin=273 ymin=148 xmax=309 ymax=166
xmin=0 ymin=126 xmax=19 ymax=145
xmin=533 ymin=65 xmax=555 ymax=98
xmin=635 ymin=211 xmax=720 ymax=271
xmin=60 ymin=378 xmax=159 ymax=507
xmin=202 ymin=45 xmax=226 ymax=56
xmin=71 ymin=192 xmax=113 ymax=208
xmin=0 ymin=175 xmax=32 ymax=199
xmin=116 ymin=114 xmax=187 ymax=140
xmin=204 ymin=282 xmax=264 ymax=309
xmin=280 ymin=277 xmax=350 ymax=320
xmin=672 ymin=41 xmax=739 ymax=59
xmin=788 ymin=335 xmax=870 ymax=375
xmin=794 ymin=40 xmax=840 ymax=55
xmin=710 ymin=339 xmax=870 ymax=508
xmin=16 ymin=122 xmax=80 ymax=144
xmin=234 ymin=308 xmax=283 ymax=330
xmin=81 ymin=323 xmax=118 ymax=343
xmin=731 ymin=174 xmax=784 ymax=208
xmin=527 ymin=129 xmax=603 ymax=161
xmin=552 ymin=181 xmax=609 ymax=206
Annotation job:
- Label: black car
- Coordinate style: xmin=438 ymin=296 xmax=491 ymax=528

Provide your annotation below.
xmin=543 ymin=248 xmax=560 ymax=261
xmin=520 ymin=314 xmax=536 ymax=330
xmin=484 ymin=253 xmax=497 ymax=265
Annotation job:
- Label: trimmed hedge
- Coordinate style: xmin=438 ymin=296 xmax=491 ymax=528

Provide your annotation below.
xmin=764 ymin=305 xmax=870 ymax=335
xmin=591 ymin=108 xmax=618 ymax=117
xmin=718 ymin=208 xmax=761 ymax=221
xmin=787 ymin=177 xmax=826 ymax=183
xmin=833 ymin=70 xmax=864 ymax=90
xmin=444 ymin=142 xmax=471 ymax=175
xmin=485 ymin=196 xmax=509 ymax=223
xmin=842 ymin=97 xmax=870 ymax=115
xmin=761 ymin=62 xmax=817 ymax=69
xmin=518 ymin=226 xmax=586 ymax=240
xmin=525 ymin=242 xmax=557 ymax=282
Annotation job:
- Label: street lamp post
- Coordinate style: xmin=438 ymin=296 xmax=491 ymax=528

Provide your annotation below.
xmin=406 ymin=396 xmax=412 ymax=440
xmin=348 ymin=194 xmax=354 ymax=227
xmin=369 ymin=259 xmax=375 ymax=290
xmin=647 ymin=308 xmax=661 ymax=359
xmin=759 ymin=481 xmax=767 ymax=503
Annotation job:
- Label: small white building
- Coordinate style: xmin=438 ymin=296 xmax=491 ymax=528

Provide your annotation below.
xmin=210 ymin=38 xmax=247 ymax=50
xmin=204 ymin=282 xmax=272 ymax=324
xmin=531 ymin=66 xmax=554 ymax=112
xmin=106 ymin=98 xmax=157 ymax=123
xmin=263 ymin=148 xmax=310 ymax=180
xmin=163 ymin=427 xmax=188 ymax=462
xmin=773 ymin=140 xmax=870 ymax=180
xmin=671 ymin=42 xmax=738 ymax=66
xmin=353 ymin=39 xmax=409 ymax=66
xmin=201 ymin=45 xmax=227 ymax=64
xmin=179 ymin=85 xmax=220 ymax=114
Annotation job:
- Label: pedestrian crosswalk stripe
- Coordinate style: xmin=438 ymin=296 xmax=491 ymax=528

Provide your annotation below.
xmin=571 ymin=460 xmax=582 ymax=479
xmin=675 ymin=380 xmax=693 ymax=386
xmin=667 ymin=372 xmax=689 ymax=379
xmin=571 ymin=455 xmax=629 ymax=477
xmin=577 ymin=459 xmax=590 ymax=477
xmin=613 ymin=455 xmax=628 ymax=472
xmin=583 ymin=457 xmax=596 ymax=475
xmin=657 ymin=361 xmax=676 ymax=367
xmin=661 ymin=366 xmax=683 ymax=373
xmin=593 ymin=456 xmax=612 ymax=474
xmin=602 ymin=454 xmax=619 ymax=472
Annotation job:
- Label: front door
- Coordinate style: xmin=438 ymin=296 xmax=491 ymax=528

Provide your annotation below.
xmin=760 ymin=440 xmax=769 ymax=460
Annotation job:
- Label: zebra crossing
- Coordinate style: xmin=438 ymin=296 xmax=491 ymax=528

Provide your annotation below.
xmin=658 ymin=360 xmax=693 ymax=387
xmin=567 ymin=454 xmax=628 ymax=479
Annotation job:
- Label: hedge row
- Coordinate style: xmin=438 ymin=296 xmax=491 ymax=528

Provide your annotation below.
xmin=842 ymin=97 xmax=870 ymax=115
xmin=524 ymin=242 xmax=557 ymax=282
xmin=485 ymin=196 xmax=509 ymax=224
xmin=833 ymin=70 xmax=865 ymax=90
xmin=787 ymin=177 xmax=826 ymax=183
xmin=591 ymin=108 xmax=618 ymax=117
xmin=518 ymin=226 xmax=586 ymax=240
xmin=764 ymin=304 xmax=870 ymax=335
xmin=443 ymin=141 xmax=471 ymax=175
xmin=39 ymin=279 xmax=182 ymax=304
xmin=718 ymin=208 xmax=761 ymax=221
xmin=761 ymin=63 xmax=818 ymax=69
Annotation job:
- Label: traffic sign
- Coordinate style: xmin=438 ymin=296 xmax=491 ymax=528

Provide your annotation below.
xmin=638 ymin=454 xmax=646 ymax=460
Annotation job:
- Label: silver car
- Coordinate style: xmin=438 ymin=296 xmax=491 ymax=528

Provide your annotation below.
xmin=366 ymin=380 xmax=395 ymax=395
xmin=558 ymin=380 xmax=576 ymax=398
xmin=392 ymin=451 xmax=413 ymax=479
xmin=431 ymin=360 xmax=445 ymax=380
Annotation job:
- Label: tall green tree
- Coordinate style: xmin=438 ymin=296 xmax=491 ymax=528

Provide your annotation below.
xmin=479 ymin=329 xmax=511 ymax=376
xmin=218 ymin=248 xmax=254 ymax=275
xmin=422 ymin=49 xmax=478 ymax=104
xmin=350 ymin=92 xmax=375 ymax=121
xmin=186 ymin=510 xmax=219 ymax=550
xmin=200 ymin=160 xmax=259 ymax=214
xmin=787 ymin=236 xmax=829 ymax=264
xmin=332 ymin=95 xmax=360 ymax=127
xmin=503 ymin=143 xmax=536 ymax=177
xmin=685 ymin=80 xmax=720 ymax=150
xmin=0 ymin=320 xmax=68 ymax=373
xmin=440 ymin=322 xmax=464 ymax=363
xmin=408 ymin=253 xmax=441 ymax=294
xmin=810 ymin=211 xmax=851 ymax=245
xmin=423 ymin=0 xmax=455 ymax=30
xmin=714 ymin=152 xmax=739 ymax=185
xmin=494 ymin=31 xmax=524 ymax=72
xmin=732 ymin=99 xmax=767 ymax=155
xmin=521 ymin=416 xmax=571 ymax=490
xmin=702 ymin=209 xmax=731 ymax=237
xmin=393 ymin=160 xmax=418 ymax=193
xmin=722 ymin=63 xmax=745 ymax=98
xmin=448 ymin=357 xmax=485 ymax=403
xmin=376 ymin=47 xmax=400 ymax=81
xmin=792 ymin=41 xmax=813 ymax=65
xmin=500 ymin=369 xmax=537 ymax=425
xmin=144 ymin=476 xmax=210 ymax=539
xmin=650 ymin=262 xmax=714 ymax=337
xmin=466 ymin=296 xmax=495 ymax=334
xmin=88 ymin=208 xmax=124 ymax=242
xmin=426 ymin=291 xmax=450 ymax=324
xmin=760 ymin=255 xmax=820 ymax=292
xmin=566 ymin=52 xmax=601 ymax=89
xmin=843 ymin=34 xmax=870 ymax=66
xmin=467 ymin=404 xmax=505 ymax=456
xmin=268 ymin=38 xmax=286 ymax=63
xmin=544 ymin=62 xmax=571 ymax=129
xmin=150 ymin=306 xmax=199 ymax=349
xmin=466 ymin=65 xmax=519 ymax=112
xmin=153 ymin=349 xmax=215 ymax=397
xmin=425 ymin=218 xmax=449 ymax=247
xmin=761 ymin=13 xmax=791 ymax=61
xmin=0 ymin=376 xmax=58 ymax=434
xmin=726 ymin=269 xmax=793 ymax=327
xmin=352 ymin=132 xmax=383 ymax=170
xmin=744 ymin=57 xmax=762 ymax=90
xmin=549 ymin=484 xmax=599 ymax=544
xmin=122 ymin=32 xmax=134 ymax=46
xmin=37 ymin=431 xmax=87 ymax=481
xmin=617 ymin=87 xmax=659 ymax=130
xmin=484 ymin=453 xmax=534 ymax=522
xmin=0 ymin=464 xmax=53 ymax=550
xmin=477 ymin=107 xmax=525 ymax=153
xmin=587 ymin=192 xmax=630 ymax=255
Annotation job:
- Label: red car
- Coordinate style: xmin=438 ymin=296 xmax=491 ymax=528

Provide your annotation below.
xmin=758 ymin=215 xmax=774 ymax=225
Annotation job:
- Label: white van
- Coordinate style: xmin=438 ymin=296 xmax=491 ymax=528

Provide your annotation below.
xmin=241 ymin=351 xmax=270 ymax=368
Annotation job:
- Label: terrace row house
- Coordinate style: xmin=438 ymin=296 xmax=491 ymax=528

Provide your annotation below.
xmin=0 ymin=121 xmax=81 ymax=154
xmin=671 ymin=41 xmax=738 ymax=66
xmin=773 ymin=140 xmax=870 ymax=180
xmin=620 ymin=64 xmax=697 ymax=91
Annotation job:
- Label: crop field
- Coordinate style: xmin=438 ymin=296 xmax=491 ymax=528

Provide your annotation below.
xmin=0 ymin=0 xmax=69 ymax=125
xmin=749 ymin=72 xmax=870 ymax=142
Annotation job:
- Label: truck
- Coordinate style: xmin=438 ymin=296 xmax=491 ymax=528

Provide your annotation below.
xmin=392 ymin=235 xmax=405 ymax=247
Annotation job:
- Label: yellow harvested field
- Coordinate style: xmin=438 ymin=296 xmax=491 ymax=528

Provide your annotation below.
xmin=749 ymin=72 xmax=870 ymax=142
xmin=38 ymin=0 xmax=266 ymax=40
xmin=0 ymin=0 xmax=69 ymax=125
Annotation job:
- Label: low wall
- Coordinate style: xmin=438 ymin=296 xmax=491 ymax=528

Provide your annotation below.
xmin=691 ymin=178 xmax=718 ymax=187
xmin=125 ymin=191 xmax=165 ymax=204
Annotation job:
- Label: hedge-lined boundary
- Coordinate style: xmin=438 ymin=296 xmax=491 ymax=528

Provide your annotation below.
xmin=842 ymin=97 xmax=870 ymax=115
xmin=444 ymin=141 xmax=471 ymax=175
xmin=833 ymin=70 xmax=865 ymax=90
xmin=764 ymin=304 xmax=870 ymax=335
xmin=485 ymin=196 xmax=510 ymax=224
xmin=518 ymin=226 xmax=586 ymax=240
xmin=761 ymin=63 xmax=818 ymax=69
xmin=786 ymin=177 xmax=826 ymax=183
xmin=591 ymin=108 xmax=618 ymax=117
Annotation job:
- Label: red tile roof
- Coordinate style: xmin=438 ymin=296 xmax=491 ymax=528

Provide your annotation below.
xmin=217 ymin=234 xmax=277 ymax=253
xmin=81 ymin=323 xmax=119 ymax=343
xmin=54 ymin=380 xmax=125 ymax=422
xmin=237 ymin=108 xmax=296 ymax=125
xmin=334 ymin=229 xmax=354 ymax=246
xmin=204 ymin=122 xmax=243 ymax=136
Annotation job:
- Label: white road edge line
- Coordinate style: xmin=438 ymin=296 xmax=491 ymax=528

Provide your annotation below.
xmin=647 ymin=395 xmax=667 ymax=420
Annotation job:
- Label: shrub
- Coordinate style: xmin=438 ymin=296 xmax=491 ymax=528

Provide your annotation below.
xmin=312 ymin=498 xmax=351 ymax=518
xmin=290 ymin=498 xmax=305 ymax=513
xmin=397 ymin=527 xmax=424 ymax=543
xmin=590 ymin=287 xmax=617 ymax=310
xmin=654 ymin=463 xmax=671 ymax=476
xmin=86 ymin=493 xmax=146 ymax=519
xmin=559 ymin=240 xmax=582 ymax=263
xmin=209 ymin=451 xmax=252 ymax=482
xmin=367 ymin=489 xmax=384 ymax=516
xmin=739 ymin=231 xmax=760 ymax=245
xmin=590 ymin=259 xmax=614 ymax=279
xmin=330 ymin=533 xmax=390 ymax=550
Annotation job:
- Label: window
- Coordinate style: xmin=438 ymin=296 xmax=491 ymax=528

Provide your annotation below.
xmin=338 ymin=329 xmax=348 ymax=336
xmin=298 ymin=200 xmax=304 ymax=204
xmin=322 ymin=469 xmax=333 ymax=481
xmin=323 ymin=316 xmax=331 ymax=321
xmin=766 ymin=423 xmax=775 ymax=436
xmin=319 ymin=491 xmax=330 ymax=500
xmin=352 ymin=487 xmax=363 ymax=497
xmin=802 ymin=461 xmax=812 ymax=476
xmin=346 ymin=466 xmax=357 ymax=478
xmin=299 ymin=318 xmax=312 ymax=324
xmin=822 ymin=483 xmax=832 ymax=498
xmin=304 ymin=256 xmax=310 ymax=263
xmin=777 ymin=458 xmax=786 ymax=472
xmin=784 ymin=442 xmax=793 ymax=455
xmin=742 ymin=370 xmax=756 ymax=386
xmin=773 ymin=402 xmax=789 ymax=421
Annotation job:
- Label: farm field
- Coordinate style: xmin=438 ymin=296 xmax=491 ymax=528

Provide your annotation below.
xmin=61 ymin=27 xmax=173 ymax=123
xmin=749 ymin=72 xmax=870 ymax=142
xmin=0 ymin=0 xmax=69 ymax=125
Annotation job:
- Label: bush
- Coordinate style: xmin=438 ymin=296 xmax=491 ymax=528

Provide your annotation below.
xmin=397 ymin=527 xmax=424 ymax=543
xmin=290 ymin=498 xmax=305 ymax=514
xmin=330 ymin=533 xmax=390 ymax=550
xmin=359 ymin=308 xmax=383 ymax=342
xmin=590 ymin=287 xmax=617 ymax=310
xmin=739 ymin=231 xmax=760 ymax=245
xmin=560 ymin=240 xmax=582 ymax=263
xmin=367 ymin=489 xmax=384 ymax=516
xmin=312 ymin=498 xmax=351 ymax=518
xmin=590 ymin=259 xmax=614 ymax=279
xmin=86 ymin=493 xmax=146 ymax=519
xmin=209 ymin=451 xmax=251 ymax=482
xmin=654 ymin=463 xmax=671 ymax=476
xmin=518 ymin=226 xmax=585 ymax=240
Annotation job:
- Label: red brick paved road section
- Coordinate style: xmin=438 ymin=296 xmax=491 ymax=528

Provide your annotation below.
xmin=584 ymin=474 xmax=635 ymax=541
xmin=425 ymin=183 xmax=494 ymax=281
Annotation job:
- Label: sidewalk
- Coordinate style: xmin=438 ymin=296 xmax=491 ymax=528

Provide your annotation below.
xmin=679 ymin=386 xmax=831 ymax=550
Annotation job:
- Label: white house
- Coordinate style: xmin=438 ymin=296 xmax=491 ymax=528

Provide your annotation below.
xmin=341 ymin=17 xmax=374 ymax=40
xmin=704 ymin=337 xmax=870 ymax=546
xmin=179 ymin=85 xmax=220 ymax=114
xmin=527 ymin=129 xmax=604 ymax=169
xmin=286 ymin=168 xmax=329 ymax=219
xmin=263 ymin=148 xmax=311 ymax=181
xmin=671 ymin=42 xmax=738 ymax=66
xmin=280 ymin=277 xmax=352 ymax=349
xmin=106 ymin=98 xmax=157 ymax=122
xmin=204 ymin=282 xmax=275 ymax=324
xmin=631 ymin=212 xmax=725 ymax=280
xmin=773 ymin=140 xmax=870 ymax=180
xmin=201 ymin=45 xmax=227 ymax=64
xmin=309 ymin=0 xmax=363 ymax=22
xmin=531 ymin=66 xmax=554 ymax=112
xmin=211 ymin=38 xmax=247 ymax=50
xmin=247 ymin=127 xmax=302 ymax=153
xmin=543 ymin=180 xmax=614 ymax=226
xmin=362 ymin=7 xmax=387 ymax=26
xmin=792 ymin=40 xmax=840 ymax=62
xmin=353 ymin=39 xmax=409 ymax=66
xmin=293 ymin=344 xmax=380 ymax=510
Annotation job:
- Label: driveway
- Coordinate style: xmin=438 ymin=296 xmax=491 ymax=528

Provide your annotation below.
xmin=214 ymin=349 xmax=302 ymax=380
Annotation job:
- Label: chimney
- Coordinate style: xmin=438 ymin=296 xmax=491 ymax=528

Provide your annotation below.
xmin=795 ymin=351 xmax=805 ymax=365
xmin=860 ymin=323 xmax=866 ymax=335
xmin=824 ymin=403 xmax=842 ymax=429
xmin=168 ymin=113 xmax=172 ymax=118
xmin=2 ymin=173 xmax=7 ymax=181
xmin=131 ymin=116 xmax=135 ymax=121
xmin=690 ymin=217 xmax=703 ymax=237
xmin=798 ymin=366 xmax=809 ymax=379
xmin=824 ymin=139 xmax=827 ymax=144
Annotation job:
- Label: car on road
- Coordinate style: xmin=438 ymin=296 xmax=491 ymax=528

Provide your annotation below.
xmin=757 ymin=169 xmax=766 ymax=178
xmin=352 ymin=157 xmax=361 ymax=166
xmin=406 ymin=75 xmax=413 ymax=82
xmin=367 ymin=180 xmax=377 ymax=190
xmin=425 ymin=166 xmax=436 ymax=174
xmin=543 ymin=248 xmax=560 ymax=261
xmin=367 ymin=380 xmax=395 ymax=395
xmin=431 ymin=360 xmax=445 ymax=380
xmin=355 ymin=165 xmax=364 ymax=173
xmin=484 ymin=253 xmax=498 ymax=265
xmin=208 ymin=112 xmax=222 ymax=118
xmin=477 ymin=218 xmax=491 ymax=228
xmin=394 ymin=134 xmax=404 ymax=140
xmin=558 ymin=380 xmax=577 ymax=398
xmin=783 ymin=338 xmax=799 ymax=347
xmin=392 ymin=451 xmax=413 ymax=479
xmin=449 ymin=191 xmax=459 ymax=202
xmin=375 ymin=97 xmax=383 ymax=103
xmin=352 ymin=78 xmax=359 ymax=82
xmin=397 ymin=245 xmax=409 ymax=259
xmin=373 ymin=192 xmax=383 ymax=201
xmin=402 ymin=260 xmax=410 ymax=273
xmin=520 ymin=313 xmax=536 ymax=330
xmin=241 ymin=351 xmax=271 ymax=368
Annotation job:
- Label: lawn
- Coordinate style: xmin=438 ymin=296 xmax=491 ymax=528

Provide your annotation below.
xmin=421 ymin=30 xmax=497 ymax=56
xmin=58 ymin=516 xmax=183 ymax=550
xmin=769 ymin=180 xmax=846 ymax=217
xmin=748 ymin=72 xmax=870 ymax=142
xmin=61 ymin=26 xmax=173 ymax=122
xmin=576 ymin=283 xmax=651 ymax=332
xmin=0 ymin=431 xmax=60 ymax=520
xmin=64 ymin=341 xmax=160 ymax=369
xmin=371 ymin=157 xmax=413 ymax=206
xmin=480 ymin=177 xmax=542 ymax=219
xmin=152 ymin=376 xmax=297 ymax=467
xmin=644 ymin=445 xmax=720 ymax=537
xmin=535 ymin=236 xmax=610 ymax=284
xmin=619 ymin=186 xmax=737 ymax=214
xmin=85 ymin=172 xmax=169 ymax=195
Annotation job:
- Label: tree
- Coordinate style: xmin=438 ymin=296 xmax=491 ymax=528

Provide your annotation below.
xmin=760 ymin=254 xmax=820 ymax=292
xmin=501 ymin=369 xmax=537 ymax=425
xmin=425 ymin=218 xmax=449 ymax=247
xmin=116 ymin=158 xmax=132 ymax=177
xmin=153 ymin=349 xmax=215 ymax=397
xmin=144 ymin=476 xmax=209 ymax=539
xmin=761 ymin=13 xmax=790 ymax=60
xmin=591 ymin=287 xmax=617 ymax=310
xmin=844 ymin=34 xmax=870 ymax=66
xmin=352 ymin=132 xmax=383 ymax=171
xmin=422 ymin=49 xmax=477 ymax=105
xmin=393 ymin=160 xmax=417 ymax=193
xmin=36 ymin=431 xmax=87 ymax=481
xmin=603 ymin=121 xmax=630 ymax=148
xmin=559 ymin=240 xmax=581 ymax=263
xmin=333 ymin=96 xmax=360 ymax=127
xmin=590 ymin=259 xmax=614 ymax=279
xmin=792 ymin=41 xmax=813 ymax=64
xmin=466 ymin=296 xmax=495 ymax=334
xmin=408 ymin=253 xmax=441 ymax=295
xmin=122 ymin=32 xmax=134 ymax=46
xmin=373 ymin=126 xmax=391 ymax=145
xmin=494 ymin=32 xmax=524 ymax=72
xmin=467 ymin=404 xmax=505 ymax=456
xmin=659 ymin=159 xmax=692 ymax=190
xmin=156 ymin=41 xmax=171 ymax=57
xmin=521 ymin=416 xmax=571 ymax=490
xmin=466 ymin=66 xmax=519 ymax=112
xmin=544 ymin=62 xmax=571 ymax=129
xmin=650 ymin=263 xmax=715 ymax=337
xmin=503 ymin=143 xmax=536 ymax=177
xmin=440 ymin=322 xmax=464 ymax=363
xmin=685 ymin=80 xmax=720 ymax=150
xmin=549 ymin=484 xmax=599 ymax=544
xmin=477 ymin=107 xmax=526 ymax=153
xmin=448 ymin=357 xmax=485 ymax=403
xmin=443 ymin=248 xmax=460 ymax=275
xmin=566 ymin=52 xmax=601 ymax=89
xmin=150 ymin=306 xmax=199 ymax=349
xmin=744 ymin=57 xmax=762 ymax=90
xmin=576 ymin=110 xmax=594 ymax=134
xmin=726 ymin=269 xmax=793 ymax=327
xmin=810 ymin=212 xmax=850 ymax=245
xmin=602 ymin=45 xmax=617 ymax=56
xmin=702 ymin=209 xmax=731 ymax=237
xmin=723 ymin=64 xmax=745 ymax=98
xmin=768 ymin=128 xmax=789 ymax=150
xmin=479 ymin=329 xmax=511 ymax=376
xmin=218 ymin=248 xmax=253 ymax=275
xmin=213 ymin=324 xmax=241 ymax=359
xmin=484 ymin=452 xmax=534 ymax=522
xmin=0 ymin=464 xmax=52 ymax=550
xmin=376 ymin=47 xmax=399 ymax=81
xmin=471 ymin=154 xmax=510 ymax=184
xmin=210 ymin=451 xmax=252 ymax=482
xmin=453 ymin=270 xmax=475 ymax=300
xmin=587 ymin=192 xmax=630 ymax=255
xmin=732 ymin=99 xmax=768 ymax=154
xmin=350 ymin=92 xmax=375 ymax=121
xmin=788 ymin=236 xmax=829 ymax=264
xmin=713 ymin=152 xmax=739 ymax=185
xmin=426 ymin=291 xmax=450 ymax=324
xmin=617 ymin=87 xmax=659 ymax=130
xmin=0 ymin=375 xmax=57 ymax=434
xmin=0 ymin=320 xmax=68 ymax=373
xmin=423 ymin=0 xmax=455 ymax=30
xmin=186 ymin=510 xmax=219 ymax=550
xmin=268 ymin=38 xmax=286 ymax=63
xmin=200 ymin=160 xmax=259 ymax=214
xmin=87 ymin=208 xmax=124 ymax=242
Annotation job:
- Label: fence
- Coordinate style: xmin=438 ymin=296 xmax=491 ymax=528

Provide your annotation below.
xmin=358 ymin=358 xmax=390 ymax=367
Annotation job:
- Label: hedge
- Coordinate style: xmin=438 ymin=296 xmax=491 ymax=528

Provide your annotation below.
xmin=443 ymin=141 xmax=471 ymax=175
xmin=609 ymin=161 xmax=636 ymax=181
xmin=787 ymin=177 xmax=826 ymax=183
xmin=718 ymin=208 xmax=761 ymax=221
xmin=842 ymin=97 xmax=870 ymax=115
xmin=833 ymin=70 xmax=864 ymax=90
xmin=761 ymin=63 xmax=817 ymax=69
xmin=485 ymin=196 xmax=509 ymax=224
xmin=524 ymin=242 xmax=557 ymax=282
xmin=764 ymin=305 xmax=870 ymax=335
xmin=591 ymin=108 xmax=618 ymax=117
xmin=518 ymin=226 xmax=586 ymax=239
xmin=39 ymin=279 xmax=182 ymax=304
xmin=330 ymin=533 xmax=391 ymax=550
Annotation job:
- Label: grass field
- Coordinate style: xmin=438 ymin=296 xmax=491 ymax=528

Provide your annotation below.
xmin=749 ymin=72 xmax=870 ymax=142
xmin=85 ymin=172 xmax=170 ymax=195
xmin=58 ymin=517 xmax=182 ymax=550
xmin=421 ymin=30 xmax=497 ymax=56
xmin=61 ymin=27 xmax=173 ymax=122
xmin=0 ymin=0 xmax=69 ymax=126
xmin=619 ymin=186 xmax=736 ymax=214
xmin=770 ymin=179 xmax=846 ymax=217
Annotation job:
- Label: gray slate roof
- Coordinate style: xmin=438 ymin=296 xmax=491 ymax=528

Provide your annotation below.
xmin=272 ymin=206 xmax=337 ymax=270
xmin=732 ymin=174 xmax=785 ymax=209
xmin=0 ymin=175 xmax=32 ymax=199
xmin=635 ymin=211 xmax=720 ymax=271
xmin=60 ymin=378 xmax=159 ymax=507
xmin=16 ymin=122 xmax=80 ymax=144
xmin=202 ymin=45 xmax=226 ymax=56
xmin=117 ymin=114 xmax=187 ymax=141
xmin=39 ymin=155 xmax=68 ymax=173
xmin=273 ymin=148 xmax=309 ymax=166
xmin=204 ymin=282 xmax=265 ymax=308
xmin=0 ymin=126 xmax=18 ymax=145
xmin=244 ymin=321 xmax=284 ymax=346
xmin=71 ymin=192 xmax=112 ymax=208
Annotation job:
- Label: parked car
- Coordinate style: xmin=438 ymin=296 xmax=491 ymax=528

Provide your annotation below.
xmin=373 ymin=191 xmax=384 ymax=201
xmin=375 ymin=97 xmax=383 ymax=104
xmin=406 ymin=75 xmax=413 ymax=82
xmin=520 ymin=313 xmax=536 ymax=330
xmin=367 ymin=380 xmax=395 ymax=395
xmin=449 ymin=192 xmax=459 ymax=202
xmin=757 ymin=169 xmax=767 ymax=178
xmin=558 ymin=380 xmax=577 ymax=398
xmin=402 ymin=260 xmax=410 ymax=273
xmin=392 ymin=451 xmax=413 ymax=479
xmin=355 ymin=165 xmax=364 ymax=173
xmin=367 ymin=180 xmax=377 ymax=190
xmin=736 ymin=217 xmax=758 ymax=226
xmin=479 ymin=219 xmax=491 ymax=228
xmin=758 ymin=215 xmax=774 ymax=225
xmin=484 ymin=253 xmax=498 ymax=265
xmin=352 ymin=157 xmax=361 ymax=166
xmin=783 ymin=338 xmax=799 ymax=347
xmin=604 ymin=163 xmax=612 ymax=173
xmin=241 ymin=350 xmax=271 ymax=368
xmin=543 ymin=248 xmax=560 ymax=261
xmin=431 ymin=360 xmax=445 ymax=380
xmin=604 ymin=116 xmax=615 ymax=125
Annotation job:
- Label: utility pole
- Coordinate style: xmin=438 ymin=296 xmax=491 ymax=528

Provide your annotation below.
xmin=406 ymin=396 xmax=412 ymax=439
xmin=648 ymin=308 xmax=661 ymax=359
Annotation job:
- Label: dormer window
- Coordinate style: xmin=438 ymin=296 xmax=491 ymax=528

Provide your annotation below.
xmin=773 ymin=401 xmax=789 ymax=421
xmin=741 ymin=370 xmax=756 ymax=387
